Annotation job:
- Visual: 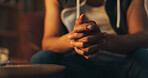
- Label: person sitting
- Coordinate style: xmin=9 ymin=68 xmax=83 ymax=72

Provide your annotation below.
xmin=31 ymin=0 xmax=148 ymax=78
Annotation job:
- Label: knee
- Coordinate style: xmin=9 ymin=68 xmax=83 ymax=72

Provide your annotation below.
xmin=128 ymin=48 xmax=148 ymax=66
xmin=30 ymin=50 xmax=64 ymax=64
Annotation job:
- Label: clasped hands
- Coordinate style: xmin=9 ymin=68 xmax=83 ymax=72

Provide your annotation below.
xmin=68 ymin=14 xmax=107 ymax=59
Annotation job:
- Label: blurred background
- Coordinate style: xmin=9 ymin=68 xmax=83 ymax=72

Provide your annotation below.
xmin=0 ymin=0 xmax=148 ymax=64
xmin=0 ymin=0 xmax=44 ymax=63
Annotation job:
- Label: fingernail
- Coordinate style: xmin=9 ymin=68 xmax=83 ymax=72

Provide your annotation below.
xmin=87 ymin=25 xmax=92 ymax=30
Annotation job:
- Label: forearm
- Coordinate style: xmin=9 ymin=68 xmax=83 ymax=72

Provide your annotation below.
xmin=42 ymin=33 xmax=73 ymax=54
xmin=103 ymin=31 xmax=148 ymax=54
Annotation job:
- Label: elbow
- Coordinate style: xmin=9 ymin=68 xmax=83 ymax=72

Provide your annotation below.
xmin=42 ymin=38 xmax=51 ymax=50
xmin=42 ymin=39 xmax=47 ymax=50
xmin=42 ymin=43 xmax=47 ymax=50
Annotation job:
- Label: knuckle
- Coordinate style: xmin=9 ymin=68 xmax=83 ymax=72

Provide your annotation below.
xmin=83 ymin=48 xmax=89 ymax=53
xmin=75 ymin=48 xmax=80 ymax=53
xmin=70 ymin=41 xmax=74 ymax=46
xmin=81 ymin=42 xmax=86 ymax=48
xmin=81 ymin=42 xmax=84 ymax=48
xmin=81 ymin=33 xmax=85 ymax=37
xmin=77 ymin=49 xmax=84 ymax=55
xmin=73 ymin=25 xmax=78 ymax=32
xmin=82 ymin=51 xmax=85 ymax=55
xmin=83 ymin=23 xmax=88 ymax=26
xmin=83 ymin=23 xmax=89 ymax=27
xmin=73 ymin=33 xmax=77 ymax=38
xmin=76 ymin=50 xmax=81 ymax=55
xmin=70 ymin=41 xmax=73 ymax=44
xmin=84 ymin=37 xmax=90 ymax=42
xmin=87 ymin=48 xmax=91 ymax=53
xmin=85 ymin=37 xmax=89 ymax=42
xmin=73 ymin=28 xmax=77 ymax=32
xmin=79 ymin=36 xmax=86 ymax=41
xmin=80 ymin=38 xmax=88 ymax=42
xmin=86 ymin=37 xmax=91 ymax=42
xmin=79 ymin=33 xmax=83 ymax=38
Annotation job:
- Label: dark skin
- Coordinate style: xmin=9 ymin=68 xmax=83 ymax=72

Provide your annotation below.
xmin=69 ymin=14 xmax=104 ymax=59
xmin=42 ymin=0 xmax=104 ymax=54
xmin=43 ymin=0 xmax=148 ymax=59
xmin=69 ymin=0 xmax=148 ymax=59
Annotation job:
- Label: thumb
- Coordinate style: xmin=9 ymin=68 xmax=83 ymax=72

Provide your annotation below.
xmin=75 ymin=14 xmax=85 ymax=25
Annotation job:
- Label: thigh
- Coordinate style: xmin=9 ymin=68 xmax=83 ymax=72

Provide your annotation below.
xmin=128 ymin=48 xmax=148 ymax=65
xmin=112 ymin=48 xmax=148 ymax=78
xmin=30 ymin=51 xmax=93 ymax=78
xmin=30 ymin=50 xmax=66 ymax=64
xmin=88 ymin=53 xmax=126 ymax=78
xmin=66 ymin=52 xmax=127 ymax=78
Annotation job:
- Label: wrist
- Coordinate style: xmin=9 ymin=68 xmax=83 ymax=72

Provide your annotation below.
xmin=60 ymin=33 xmax=74 ymax=49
